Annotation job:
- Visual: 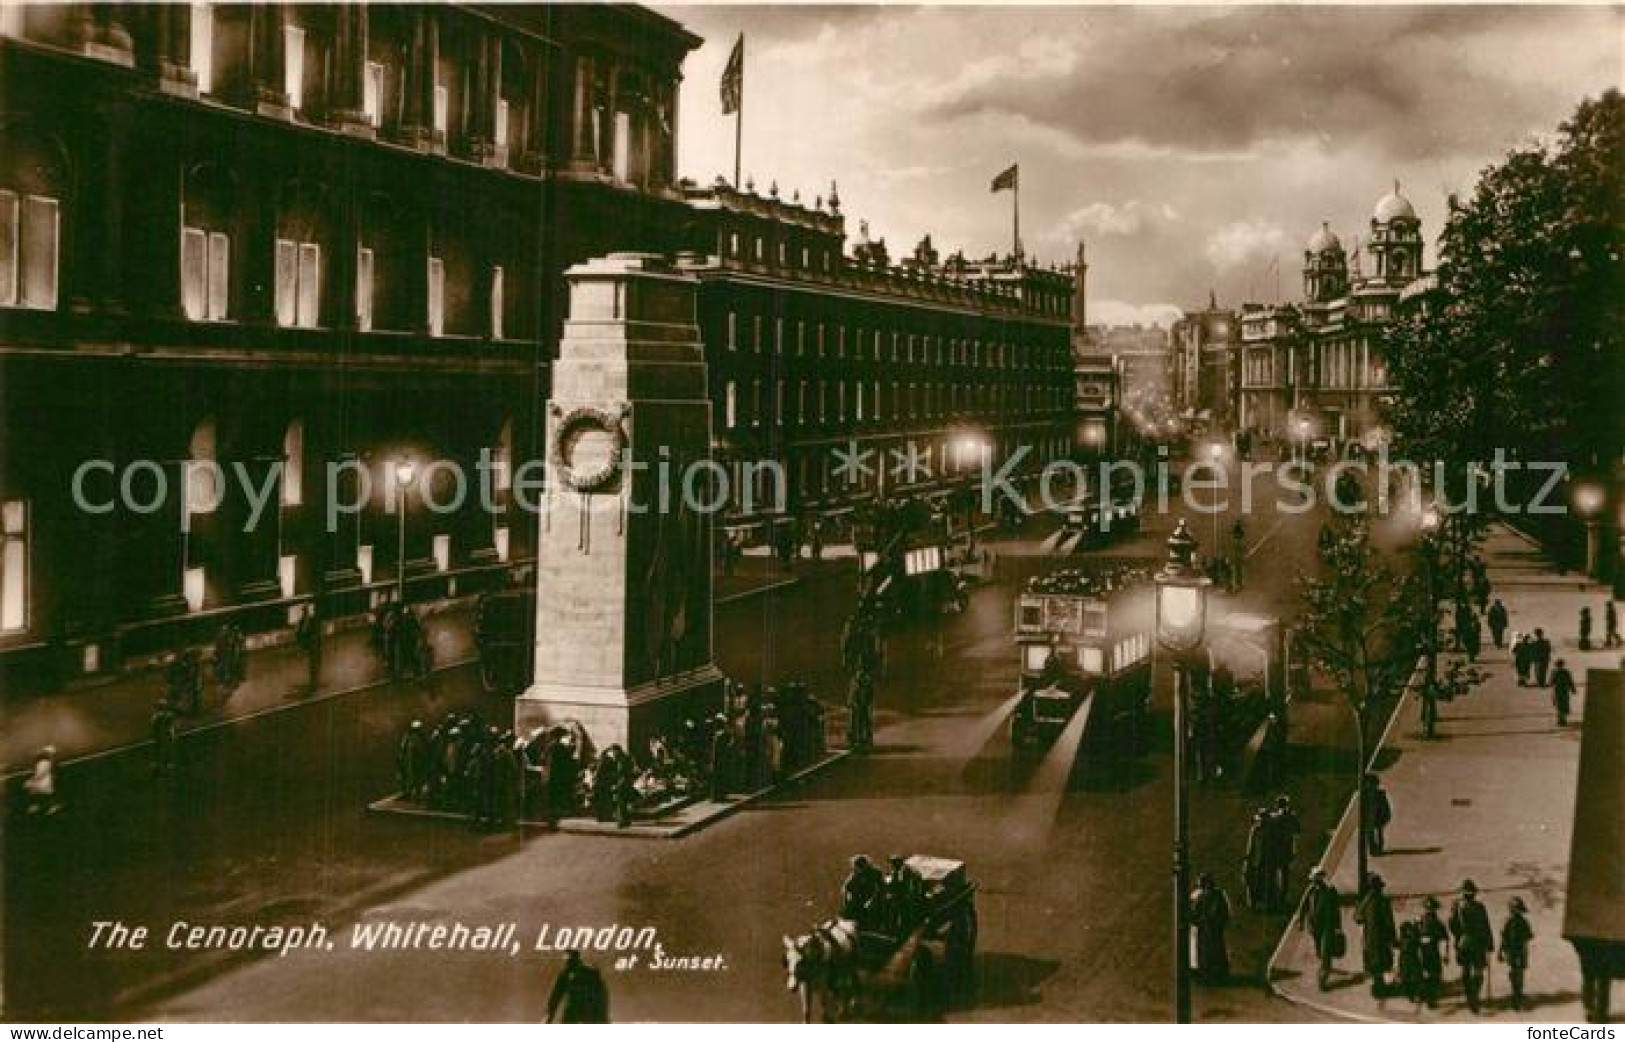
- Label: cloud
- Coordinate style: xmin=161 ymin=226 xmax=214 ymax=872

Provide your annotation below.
xmin=1057 ymin=200 xmax=1180 ymax=239
xmin=1089 ymin=300 xmax=1185 ymax=329
xmin=1205 ymin=219 xmax=1286 ymax=271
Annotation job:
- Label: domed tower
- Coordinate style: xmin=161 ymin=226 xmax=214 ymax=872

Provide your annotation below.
xmin=1367 ymin=180 xmax=1422 ymax=284
xmin=1302 ymin=222 xmax=1347 ymax=302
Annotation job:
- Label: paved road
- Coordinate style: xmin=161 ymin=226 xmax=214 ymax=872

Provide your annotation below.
xmin=6 ymin=478 xmax=1403 ymax=1022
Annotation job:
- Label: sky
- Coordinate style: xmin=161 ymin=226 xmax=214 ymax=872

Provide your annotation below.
xmin=658 ymin=3 xmax=1622 ymax=326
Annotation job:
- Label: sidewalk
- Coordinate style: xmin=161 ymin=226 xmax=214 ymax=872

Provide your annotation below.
xmin=1269 ymin=524 xmax=1620 ymax=1022
xmin=2 ymin=600 xmax=477 ymax=775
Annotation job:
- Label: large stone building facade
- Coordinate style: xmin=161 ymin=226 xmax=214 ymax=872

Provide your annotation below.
xmin=0 ymin=3 xmax=1080 ymax=693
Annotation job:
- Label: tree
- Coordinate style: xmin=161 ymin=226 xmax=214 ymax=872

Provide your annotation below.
xmin=1384 ymin=90 xmax=1625 ymax=476
xmin=1294 ymin=507 xmax=1423 ymax=894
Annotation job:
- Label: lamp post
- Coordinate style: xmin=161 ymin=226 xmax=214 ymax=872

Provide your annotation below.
xmin=1204 ymin=442 xmax=1226 ymax=559
xmin=1574 ymin=483 xmax=1604 ymax=578
xmin=1418 ymin=506 xmax=1442 ymax=739
xmin=1295 ymin=417 xmax=1311 ymax=464
xmin=394 ymin=459 xmax=416 ymax=602
xmin=1155 ymin=519 xmax=1212 ymax=1025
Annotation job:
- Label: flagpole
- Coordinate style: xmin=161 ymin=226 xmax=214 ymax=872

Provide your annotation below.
xmin=1013 ymin=176 xmax=1021 ymax=260
xmin=734 ymin=84 xmax=743 ymax=189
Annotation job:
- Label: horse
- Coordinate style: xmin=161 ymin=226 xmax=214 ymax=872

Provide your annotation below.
xmin=782 ymin=918 xmax=932 ymax=1023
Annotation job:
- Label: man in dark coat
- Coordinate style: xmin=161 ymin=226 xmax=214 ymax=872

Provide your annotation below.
xmin=1449 ymin=878 xmax=1495 ymax=1013
xmin=1416 ymin=896 xmax=1449 ymax=1007
xmin=1579 ymin=606 xmax=1594 ymax=650
xmin=1499 ymin=896 xmax=1534 ymax=1012
xmin=707 ymin=718 xmax=735 ymax=802
xmin=544 ymin=735 xmax=578 ymax=823
xmin=1355 ymin=873 xmax=1398 ymax=996
xmin=1513 ymin=633 xmax=1533 ymax=686
xmin=848 ymin=669 xmax=874 ymax=751
xmin=398 ymin=720 xmax=429 ymax=801
xmin=840 ymin=854 xmax=884 ymax=928
xmin=490 ymin=734 xmax=521 ymax=829
xmin=1267 ymin=795 xmax=1302 ymax=909
xmin=1363 ymin=773 xmax=1394 ymax=855
xmin=1189 ymin=872 xmax=1232 ymax=984
xmin=1297 ymin=867 xmax=1343 ymax=991
xmin=1460 ymin=609 xmax=1482 ymax=662
xmin=1606 ymin=600 xmax=1622 ymax=648
xmin=1532 ymin=628 xmax=1553 ymax=686
xmin=546 ymin=950 xmax=609 ymax=1023
xmin=1487 ymin=599 xmax=1509 ymax=649
xmin=149 ymin=702 xmax=178 ymax=774
xmin=1242 ymin=807 xmax=1271 ymax=909
xmin=1551 ymin=659 xmax=1577 ymax=726
xmin=295 ymin=602 xmax=323 ymax=695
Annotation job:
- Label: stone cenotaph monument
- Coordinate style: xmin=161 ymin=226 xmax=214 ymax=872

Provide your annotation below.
xmin=515 ymin=254 xmax=725 ymax=753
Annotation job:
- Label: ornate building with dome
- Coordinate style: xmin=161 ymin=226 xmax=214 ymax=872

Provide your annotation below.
xmin=1235 ymin=182 xmax=1430 ymax=446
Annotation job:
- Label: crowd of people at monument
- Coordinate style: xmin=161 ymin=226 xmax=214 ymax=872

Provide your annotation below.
xmin=392 ymin=678 xmax=830 ymax=828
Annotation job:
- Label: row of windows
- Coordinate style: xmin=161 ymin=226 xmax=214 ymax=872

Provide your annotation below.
xmin=722 ymin=311 xmax=1069 ymax=372
xmin=720 ymin=378 xmax=1070 ymax=430
xmin=2 ymin=188 xmax=511 ymax=338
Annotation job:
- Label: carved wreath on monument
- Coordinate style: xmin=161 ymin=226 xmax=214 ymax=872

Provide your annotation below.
xmin=551 ymin=404 xmax=629 ymax=494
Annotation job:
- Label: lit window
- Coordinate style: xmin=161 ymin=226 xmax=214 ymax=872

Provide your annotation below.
xmin=494 ymin=98 xmax=510 ymax=149
xmin=283 ymin=24 xmax=305 ymax=111
xmin=1 ymin=499 xmax=28 ymax=633
xmin=427 ymin=255 xmax=445 ymax=335
xmin=726 ymin=311 xmax=737 ymax=350
xmin=363 ymin=61 xmax=384 ymax=127
xmin=432 ymin=84 xmax=449 ymax=137
xmin=180 ymin=226 xmax=230 ymax=321
xmin=489 ymin=264 xmax=504 ymax=339
xmin=751 ymin=379 xmax=761 ymax=426
xmin=356 ymin=246 xmax=374 ymax=331
xmin=0 ymin=191 xmax=60 ymax=311
xmin=282 ymin=420 xmax=303 ymax=506
xmin=724 ymin=382 xmax=737 ymax=428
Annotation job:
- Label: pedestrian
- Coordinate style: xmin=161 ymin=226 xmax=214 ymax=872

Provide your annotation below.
xmin=546 ymin=950 xmax=609 ymax=1023
xmin=1297 ymin=867 xmax=1344 ymax=991
xmin=1499 ymin=896 xmax=1533 ymax=1012
xmin=1487 ymin=599 xmax=1509 ymax=649
xmin=295 ymin=602 xmax=323 ymax=695
xmin=545 ymin=733 xmax=578 ymax=823
xmin=1606 ymin=600 xmax=1622 ymax=649
xmin=1243 ymin=807 xmax=1270 ymax=909
xmin=1417 ymin=896 xmax=1449 ymax=1007
xmin=1363 ymin=773 xmax=1393 ymax=856
xmin=1461 ymin=610 xmax=1482 ymax=662
xmin=1471 ymin=558 xmax=1491 ymax=613
xmin=1268 ymin=795 xmax=1302 ymax=909
xmin=1355 ymin=873 xmax=1398 ymax=997
xmin=613 ymin=748 xmax=638 ymax=828
xmin=707 ymin=717 xmax=734 ymax=802
xmin=1551 ymin=659 xmax=1576 ymax=726
xmin=23 ymin=745 xmax=61 ymax=816
xmin=1513 ymin=633 xmax=1533 ymax=686
xmin=847 ymin=669 xmax=874 ymax=751
xmin=398 ymin=720 xmax=429 ymax=801
xmin=1579 ymin=606 xmax=1593 ymax=651
xmin=149 ymin=701 xmax=178 ymax=774
xmin=492 ymin=733 xmax=522 ymax=830
xmin=1532 ymin=628 xmax=1553 ymax=686
xmin=1450 ymin=878 xmax=1495 ymax=1014
xmin=1397 ymin=920 xmax=1425 ymax=1005
xmin=761 ymin=708 xmax=784 ymax=786
xmin=1189 ymin=871 xmax=1232 ymax=984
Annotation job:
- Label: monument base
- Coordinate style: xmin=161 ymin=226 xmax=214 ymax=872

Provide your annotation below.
xmin=515 ymin=665 xmax=727 ymax=756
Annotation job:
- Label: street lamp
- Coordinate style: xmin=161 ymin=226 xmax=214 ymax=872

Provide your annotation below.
xmin=1575 ymin=483 xmax=1604 ymax=577
xmin=1418 ymin=506 xmax=1443 ymax=739
xmin=394 ymin=459 xmax=416 ymax=601
xmin=1155 ymin=519 xmax=1212 ymax=1025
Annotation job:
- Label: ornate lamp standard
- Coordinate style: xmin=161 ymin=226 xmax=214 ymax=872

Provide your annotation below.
xmin=394 ymin=459 xmax=416 ymax=601
xmin=1574 ymin=483 xmax=1604 ymax=578
xmin=1155 ymin=519 xmax=1211 ymax=1024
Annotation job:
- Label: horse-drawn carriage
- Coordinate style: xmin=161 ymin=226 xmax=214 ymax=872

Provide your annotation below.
xmin=784 ymin=855 xmax=978 ymax=1022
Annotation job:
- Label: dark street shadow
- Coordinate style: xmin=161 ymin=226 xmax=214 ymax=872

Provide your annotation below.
xmin=1378 ymin=846 xmax=1443 ymax=857
xmin=951 ymin=952 xmax=1061 ymax=1013
xmin=1371 ymin=748 xmax=1403 ymax=771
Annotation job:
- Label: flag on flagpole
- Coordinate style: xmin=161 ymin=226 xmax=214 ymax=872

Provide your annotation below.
xmin=720 ymin=34 xmax=744 ymax=114
xmin=991 ymin=163 xmax=1019 ymax=193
